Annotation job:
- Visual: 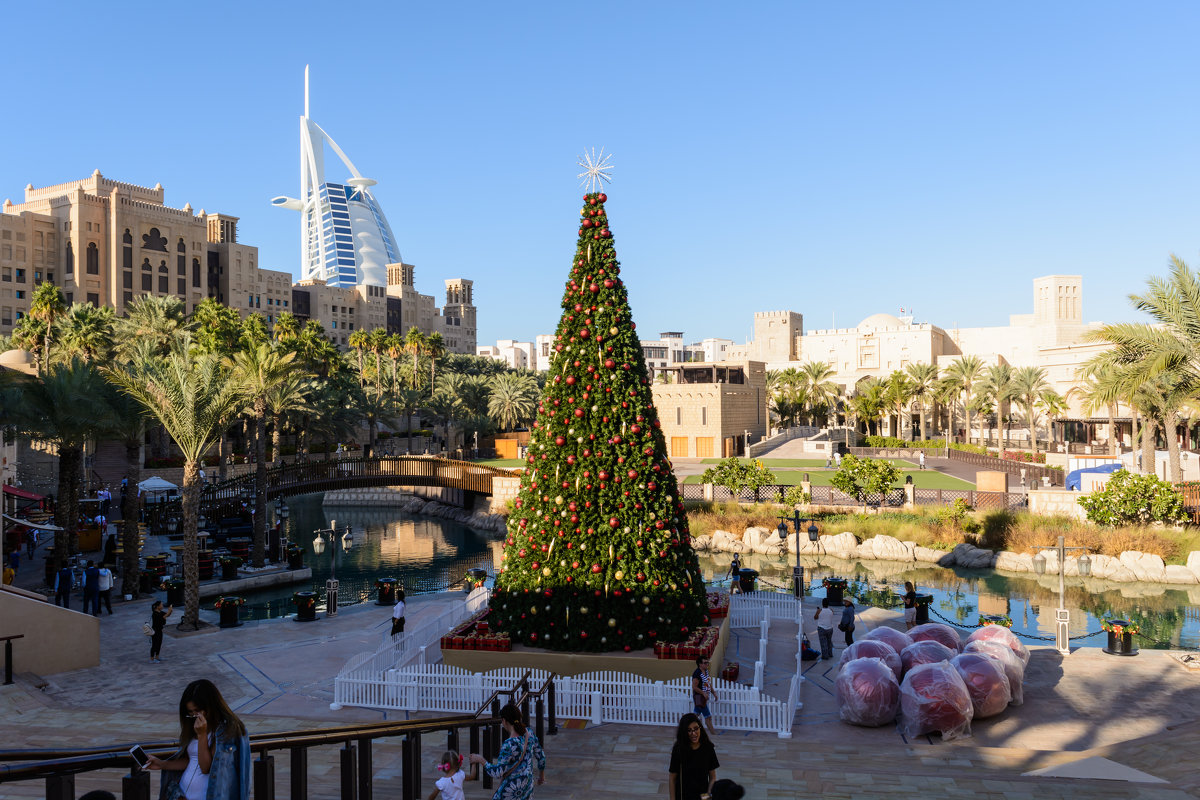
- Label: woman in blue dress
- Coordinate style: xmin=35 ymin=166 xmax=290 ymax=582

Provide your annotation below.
xmin=469 ymin=704 xmax=546 ymax=800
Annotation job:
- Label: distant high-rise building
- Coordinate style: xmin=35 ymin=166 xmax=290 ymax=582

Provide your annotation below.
xmin=272 ymin=66 xmax=400 ymax=288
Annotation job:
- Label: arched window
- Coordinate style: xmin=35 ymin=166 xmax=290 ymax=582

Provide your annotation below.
xmin=177 ymin=238 xmax=186 ymax=253
xmin=123 ymin=229 xmax=133 ymax=245
xmin=142 ymin=228 xmax=167 ymax=251
xmin=159 ymin=261 xmax=168 ymax=273
xmin=192 ymin=257 xmax=201 ymax=288
xmin=122 ymin=230 xmax=133 ymax=269
xmin=86 ymin=242 xmax=99 ymax=275
xmin=141 ymin=258 xmax=152 ymax=271
xmin=65 ymin=241 xmax=74 ymax=274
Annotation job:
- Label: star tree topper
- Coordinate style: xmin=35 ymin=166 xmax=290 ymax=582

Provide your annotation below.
xmin=577 ymin=147 xmax=614 ymax=192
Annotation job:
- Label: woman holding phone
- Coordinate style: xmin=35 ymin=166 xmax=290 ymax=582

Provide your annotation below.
xmin=145 ymin=679 xmax=249 ymax=800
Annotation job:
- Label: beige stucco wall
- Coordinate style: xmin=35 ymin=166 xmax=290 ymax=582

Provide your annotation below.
xmin=1028 ymin=487 xmax=1087 ymax=521
xmin=0 ymin=587 xmax=100 ymax=675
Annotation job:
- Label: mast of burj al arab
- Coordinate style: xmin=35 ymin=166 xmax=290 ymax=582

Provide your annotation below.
xmin=271 ymin=65 xmax=400 ymax=287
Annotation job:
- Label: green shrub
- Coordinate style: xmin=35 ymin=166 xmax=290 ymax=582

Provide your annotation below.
xmin=701 ymin=457 xmax=777 ymax=496
xmin=862 ymin=436 xmax=987 ymax=455
xmin=782 ymin=485 xmax=811 ymax=507
xmin=830 ymin=455 xmax=900 ymax=503
xmin=1077 ymin=469 xmax=1187 ymax=526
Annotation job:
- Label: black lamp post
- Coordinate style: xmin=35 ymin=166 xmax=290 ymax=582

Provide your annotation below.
xmin=312 ymin=519 xmax=352 ymax=617
xmin=777 ymin=511 xmax=819 ymax=598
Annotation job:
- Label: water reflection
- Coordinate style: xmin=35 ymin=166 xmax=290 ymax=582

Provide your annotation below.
xmin=237 ymin=493 xmax=502 ymax=619
xmin=696 ymin=552 xmax=1200 ymax=650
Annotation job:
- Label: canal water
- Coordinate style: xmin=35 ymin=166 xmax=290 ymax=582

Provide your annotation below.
xmin=695 ymin=552 xmax=1200 ymax=650
xmin=239 ymin=494 xmax=1200 ymax=649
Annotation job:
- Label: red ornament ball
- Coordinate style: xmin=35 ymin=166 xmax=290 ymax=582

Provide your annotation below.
xmin=591 ymin=564 xmax=602 ymax=573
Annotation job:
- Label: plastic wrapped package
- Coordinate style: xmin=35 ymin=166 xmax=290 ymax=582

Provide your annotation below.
xmin=899 ymin=661 xmax=974 ymax=740
xmin=966 ymin=624 xmax=1030 ymax=666
xmin=864 ymin=626 xmax=914 ymax=654
xmin=962 ymin=639 xmax=1025 ymax=706
xmin=951 ymin=652 xmax=1011 ymax=718
xmin=907 ymin=622 xmax=962 ymax=652
xmin=899 ymin=639 xmax=956 ymax=677
xmin=836 ymin=657 xmax=901 ymax=727
xmin=837 ymin=640 xmax=902 ymax=681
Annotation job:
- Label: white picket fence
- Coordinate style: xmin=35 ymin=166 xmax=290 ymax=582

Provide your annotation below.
xmin=331 ymin=588 xmax=491 ymax=709
xmin=335 ymin=664 xmax=800 ymax=738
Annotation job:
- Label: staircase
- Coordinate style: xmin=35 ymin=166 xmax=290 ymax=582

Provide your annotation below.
xmin=91 ymin=441 xmax=129 ymax=492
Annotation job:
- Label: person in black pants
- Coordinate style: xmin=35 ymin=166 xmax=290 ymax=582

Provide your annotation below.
xmin=150 ymin=601 xmax=173 ymax=663
xmin=839 ymin=598 xmax=856 ymax=646
xmin=54 ymin=565 xmax=73 ymax=608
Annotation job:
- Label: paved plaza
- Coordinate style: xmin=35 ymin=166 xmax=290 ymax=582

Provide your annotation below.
xmin=4 ymin=583 xmax=1200 ymax=799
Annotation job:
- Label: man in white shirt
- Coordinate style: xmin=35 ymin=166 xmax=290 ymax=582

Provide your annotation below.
xmin=96 ymin=564 xmax=115 ymax=615
xmin=814 ymin=599 xmax=835 ymax=659
xmin=390 ymin=590 xmax=406 ymax=636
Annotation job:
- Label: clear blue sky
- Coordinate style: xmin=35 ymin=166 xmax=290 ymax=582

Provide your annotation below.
xmin=2 ymin=2 xmax=1193 ymax=347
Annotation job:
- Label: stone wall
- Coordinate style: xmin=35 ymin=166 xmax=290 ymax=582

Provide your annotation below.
xmin=489 ymin=476 xmax=521 ymax=513
xmin=1028 ymin=488 xmax=1086 ymax=521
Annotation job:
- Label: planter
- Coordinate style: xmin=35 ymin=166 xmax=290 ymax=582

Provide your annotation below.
xmin=822 ymin=577 xmax=848 ymax=606
xmin=286 ymin=547 xmax=305 ymax=571
xmin=979 ymin=615 xmax=1012 ymax=628
xmin=198 ymin=551 xmax=215 ymax=580
xmin=1103 ymin=619 xmax=1139 ymax=656
xmin=217 ymin=597 xmax=243 ymax=628
xmin=375 ymin=578 xmax=397 ymax=606
xmin=293 ymin=591 xmax=318 ymax=622
xmin=163 ymin=579 xmax=185 ymax=607
xmin=914 ymin=593 xmax=933 ymax=625
xmin=220 ymin=557 xmax=241 ymax=582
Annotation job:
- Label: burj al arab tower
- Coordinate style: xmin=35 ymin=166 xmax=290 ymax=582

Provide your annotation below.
xmin=272 ymin=66 xmax=400 ymax=288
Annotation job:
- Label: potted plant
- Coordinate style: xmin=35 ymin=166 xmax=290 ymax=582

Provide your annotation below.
xmin=375 ymin=577 xmax=398 ymax=606
xmin=214 ymin=596 xmax=245 ymax=628
xmin=293 ymin=591 xmax=318 ymax=622
xmin=1102 ymin=619 xmax=1139 ymax=656
xmin=286 ymin=545 xmax=305 ymax=570
xmin=219 ymin=556 xmax=242 ymax=582
xmin=161 ymin=577 xmax=185 ymax=607
xmin=979 ymin=614 xmax=1013 ymax=628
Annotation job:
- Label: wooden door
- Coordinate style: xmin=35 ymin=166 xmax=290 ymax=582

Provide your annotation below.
xmin=695 ymin=437 xmax=714 ymax=458
xmin=671 ymin=437 xmax=689 ymax=458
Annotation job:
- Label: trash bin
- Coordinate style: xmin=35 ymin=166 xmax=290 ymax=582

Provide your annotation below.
xmin=197 ymin=551 xmax=215 ymax=580
xmin=376 ymin=577 xmax=397 ymax=606
xmin=216 ymin=596 xmax=244 ymax=629
xmin=822 ymin=577 xmax=847 ymax=606
xmin=466 ymin=567 xmax=488 ymax=592
xmin=738 ymin=568 xmax=759 ymax=593
xmin=286 ymin=546 xmax=305 ymax=570
xmin=914 ymin=593 xmax=933 ymax=625
xmin=293 ymin=591 xmax=317 ymax=622
xmin=219 ymin=556 xmax=241 ymax=582
xmin=1103 ymin=619 xmax=1139 ymax=656
xmin=163 ymin=578 xmax=185 ymax=607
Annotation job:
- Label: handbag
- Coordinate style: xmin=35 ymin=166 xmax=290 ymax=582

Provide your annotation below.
xmin=143 ymin=622 xmax=154 ymax=636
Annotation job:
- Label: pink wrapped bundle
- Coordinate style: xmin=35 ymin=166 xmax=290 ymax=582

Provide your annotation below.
xmin=966 ymin=624 xmax=1029 ymax=666
xmin=908 ymin=622 xmax=961 ymax=652
xmin=899 ymin=639 xmax=956 ymax=677
xmin=837 ymin=640 xmax=902 ymax=681
xmin=836 ymin=657 xmax=901 ymax=727
xmin=899 ymin=661 xmax=974 ymax=740
xmin=864 ymin=626 xmax=914 ymax=654
xmin=962 ymin=639 xmax=1025 ymax=706
xmin=951 ymin=652 xmax=1011 ymax=718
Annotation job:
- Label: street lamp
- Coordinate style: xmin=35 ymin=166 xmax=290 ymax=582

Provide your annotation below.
xmin=312 ymin=518 xmax=351 ymax=617
xmin=777 ymin=511 xmax=820 ymax=598
xmin=1031 ymin=535 xmax=1092 ymax=655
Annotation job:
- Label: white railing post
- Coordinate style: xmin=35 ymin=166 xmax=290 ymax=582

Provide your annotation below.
xmin=590 ymin=690 xmax=603 ymax=725
xmin=754 ymin=661 xmax=764 ymax=690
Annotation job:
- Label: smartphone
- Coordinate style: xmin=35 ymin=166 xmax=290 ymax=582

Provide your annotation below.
xmin=129 ymin=745 xmax=150 ymax=771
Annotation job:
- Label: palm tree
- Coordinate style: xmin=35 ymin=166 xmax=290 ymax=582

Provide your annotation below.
xmin=1040 ymin=389 xmax=1069 ymax=452
xmin=799 ymin=361 xmax=838 ymax=427
xmin=228 ymin=344 xmax=296 ymax=568
xmin=369 ymin=327 xmax=390 ymax=385
xmin=942 ymin=355 xmax=986 ymax=444
xmin=265 ymin=372 xmax=314 ymax=464
xmin=394 ymin=387 xmax=424 ymax=454
xmin=1078 ymin=361 xmax=1122 ymax=455
xmin=904 ymin=362 xmax=939 ymax=440
xmin=850 ymin=378 xmax=887 ymax=436
xmin=0 ymin=358 xmax=112 ymax=573
xmin=273 ymin=311 xmax=300 ymax=342
xmin=487 ymin=372 xmax=539 ymax=431
xmin=425 ymin=332 xmax=446 ymax=392
xmin=347 ymin=329 xmax=370 ymax=383
xmin=113 ymin=295 xmax=188 ymax=359
xmin=239 ymin=314 xmax=270 ymax=351
xmin=979 ymin=363 xmax=1016 ymax=449
xmin=883 ymin=371 xmax=914 ymax=440
xmin=404 ymin=327 xmax=427 ymax=389
xmin=1011 ymin=366 xmax=1051 ymax=453
xmin=105 ymin=343 xmax=246 ymax=629
xmin=105 ymin=383 xmax=150 ymax=597
xmin=28 ymin=282 xmax=67 ymax=372
xmin=54 ymin=303 xmax=116 ymax=364
xmin=191 ymin=298 xmax=242 ymax=356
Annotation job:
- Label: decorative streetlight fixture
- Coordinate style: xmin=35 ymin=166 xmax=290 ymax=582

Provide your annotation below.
xmin=311 ymin=518 xmax=352 ymax=617
xmin=1031 ymin=535 xmax=1092 ymax=655
xmin=777 ymin=510 xmax=820 ymax=598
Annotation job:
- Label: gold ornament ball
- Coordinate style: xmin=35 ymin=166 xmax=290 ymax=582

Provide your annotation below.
xmin=614 ymin=570 xmax=624 ymax=581
xmin=542 ymin=567 xmax=552 ymax=577
xmin=608 ymin=618 xmax=617 ymax=627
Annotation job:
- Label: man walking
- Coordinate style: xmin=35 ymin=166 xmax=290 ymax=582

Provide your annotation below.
xmin=83 ymin=560 xmax=100 ymax=616
xmin=54 ymin=564 xmax=73 ymax=608
xmin=839 ymin=598 xmax=856 ymax=646
xmin=96 ymin=563 xmax=115 ymax=615
xmin=814 ymin=599 xmax=835 ymax=659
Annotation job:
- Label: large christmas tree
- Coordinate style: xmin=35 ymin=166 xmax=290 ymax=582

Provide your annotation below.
xmin=490 ymin=181 xmax=708 ymax=653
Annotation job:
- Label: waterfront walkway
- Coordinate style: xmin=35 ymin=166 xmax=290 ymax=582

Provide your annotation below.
xmin=4 ymin=590 xmax=1200 ymax=798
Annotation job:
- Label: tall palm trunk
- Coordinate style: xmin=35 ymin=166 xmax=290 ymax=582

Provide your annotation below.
xmin=272 ymin=414 xmax=284 ymax=466
xmin=55 ymin=445 xmax=83 ymax=569
xmin=253 ymin=403 xmax=268 ymax=567
xmin=1140 ymin=416 xmax=1156 ymax=476
xmin=1108 ymin=404 xmax=1118 ymax=455
xmin=180 ymin=459 xmax=201 ymax=629
xmin=1166 ymin=410 xmax=1182 ymax=483
xmin=218 ymin=432 xmax=229 ymax=481
xmin=121 ymin=442 xmax=142 ymax=597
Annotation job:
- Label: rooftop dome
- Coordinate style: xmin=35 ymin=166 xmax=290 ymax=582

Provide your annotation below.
xmin=858 ymin=312 xmax=905 ymax=330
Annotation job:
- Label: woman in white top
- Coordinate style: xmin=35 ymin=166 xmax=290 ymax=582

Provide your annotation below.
xmin=391 ymin=589 xmax=407 ymax=636
xmin=146 ymin=679 xmax=249 ymax=800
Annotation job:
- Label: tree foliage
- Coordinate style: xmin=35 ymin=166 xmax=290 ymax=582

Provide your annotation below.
xmin=1077 ymin=469 xmax=1187 ymax=526
xmin=830 ymin=454 xmax=901 ymax=503
xmin=700 ymin=457 xmax=777 ymax=497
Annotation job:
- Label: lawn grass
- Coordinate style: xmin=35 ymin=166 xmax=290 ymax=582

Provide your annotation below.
xmin=683 ymin=470 xmax=973 ymax=490
xmin=470 ymin=458 xmax=526 ymax=469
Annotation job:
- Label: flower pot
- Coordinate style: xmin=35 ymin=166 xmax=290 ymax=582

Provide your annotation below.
xmin=1103 ymin=620 xmax=1139 ymax=656
xmin=220 ymin=559 xmax=240 ymax=581
xmin=376 ymin=578 xmax=397 ymax=606
xmin=287 ymin=547 xmax=305 ymax=571
xmin=164 ymin=579 xmax=185 ymax=607
xmin=293 ymin=591 xmax=318 ymax=622
xmin=218 ymin=597 xmax=243 ymax=628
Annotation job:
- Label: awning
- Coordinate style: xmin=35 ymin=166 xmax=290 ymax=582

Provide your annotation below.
xmin=2 ymin=513 xmax=63 ymax=531
xmin=3 ymin=485 xmax=46 ymax=501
